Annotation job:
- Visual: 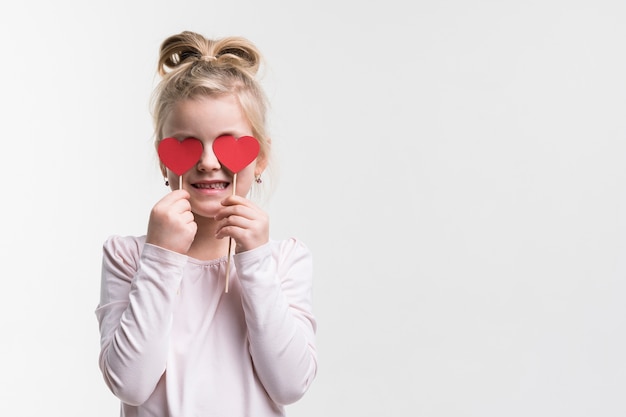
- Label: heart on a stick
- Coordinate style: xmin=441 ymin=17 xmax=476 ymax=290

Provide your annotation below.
xmin=158 ymin=137 xmax=204 ymax=176
xmin=212 ymin=135 xmax=260 ymax=173
xmin=212 ymin=134 xmax=261 ymax=294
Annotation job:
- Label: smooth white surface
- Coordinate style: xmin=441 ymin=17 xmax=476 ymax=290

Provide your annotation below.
xmin=1 ymin=1 xmax=626 ymax=416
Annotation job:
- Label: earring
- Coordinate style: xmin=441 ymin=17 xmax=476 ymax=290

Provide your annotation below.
xmin=255 ymin=175 xmax=262 ymax=184
xmin=164 ymin=178 xmax=170 ymax=187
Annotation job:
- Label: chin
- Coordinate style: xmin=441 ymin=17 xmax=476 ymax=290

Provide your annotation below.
xmin=191 ymin=206 xmax=220 ymax=220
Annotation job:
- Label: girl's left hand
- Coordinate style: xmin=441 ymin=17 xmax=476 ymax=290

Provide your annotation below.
xmin=214 ymin=195 xmax=269 ymax=253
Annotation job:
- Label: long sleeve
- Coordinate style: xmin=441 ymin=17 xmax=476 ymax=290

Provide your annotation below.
xmin=95 ymin=235 xmax=317 ymax=416
xmin=95 ymin=236 xmax=187 ymax=406
xmin=234 ymin=238 xmax=318 ymax=405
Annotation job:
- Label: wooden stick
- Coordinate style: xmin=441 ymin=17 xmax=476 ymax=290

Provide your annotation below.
xmin=225 ymin=173 xmax=237 ymax=293
xmin=179 ymin=175 xmax=183 ymax=190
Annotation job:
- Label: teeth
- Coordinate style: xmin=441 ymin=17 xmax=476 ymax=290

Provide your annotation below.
xmin=195 ymin=182 xmax=227 ymax=189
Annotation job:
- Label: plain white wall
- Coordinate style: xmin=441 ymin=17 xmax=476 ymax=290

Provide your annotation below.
xmin=1 ymin=1 xmax=626 ymax=416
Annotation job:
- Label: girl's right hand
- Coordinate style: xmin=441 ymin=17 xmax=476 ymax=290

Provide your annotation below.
xmin=146 ymin=189 xmax=197 ymax=254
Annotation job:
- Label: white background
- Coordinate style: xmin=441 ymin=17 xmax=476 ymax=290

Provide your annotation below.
xmin=1 ymin=1 xmax=625 ymax=416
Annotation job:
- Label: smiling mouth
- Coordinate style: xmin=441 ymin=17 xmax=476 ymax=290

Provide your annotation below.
xmin=192 ymin=182 xmax=230 ymax=190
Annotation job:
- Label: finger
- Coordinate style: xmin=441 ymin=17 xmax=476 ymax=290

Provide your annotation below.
xmin=154 ymin=191 xmax=191 ymax=214
xmin=220 ymin=194 xmax=253 ymax=208
xmin=215 ymin=225 xmax=250 ymax=241
xmin=171 ymin=197 xmax=192 ymax=214
xmin=171 ymin=188 xmax=191 ymax=199
xmin=214 ymin=204 xmax=256 ymax=222
xmin=161 ymin=188 xmax=191 ymax=204
xmin=221 ymin=214 xmax=253 ymax=229
xmin=182 ymin=210 xmax=195 ymax=224
xmin=215 ymin=215 xmax=253 ymax=237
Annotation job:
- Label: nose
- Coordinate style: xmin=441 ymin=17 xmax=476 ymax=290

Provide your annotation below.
xmin=196 ymin=145 xmax=222 ymax=172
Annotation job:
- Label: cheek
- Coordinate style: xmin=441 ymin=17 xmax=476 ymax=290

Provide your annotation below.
xmin=166 ymin=170 xmax=180 ymax=189
xmin=234 ymin=165 xmax=256 ymax=196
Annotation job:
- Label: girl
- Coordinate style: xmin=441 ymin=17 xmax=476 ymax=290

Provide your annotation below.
xmin=95 ymin=31 xmax=317 ymax=417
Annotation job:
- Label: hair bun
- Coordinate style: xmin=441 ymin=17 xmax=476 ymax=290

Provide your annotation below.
xmin=157 ymin=31 xmax=262 ymax=77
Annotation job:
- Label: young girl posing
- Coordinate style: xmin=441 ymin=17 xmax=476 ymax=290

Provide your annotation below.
xmin=95 ymin=31 xmax=317 ymax=417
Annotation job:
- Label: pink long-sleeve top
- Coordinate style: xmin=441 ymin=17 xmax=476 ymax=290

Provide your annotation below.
xmin=95 ymin=235 xmax=317 ymax=417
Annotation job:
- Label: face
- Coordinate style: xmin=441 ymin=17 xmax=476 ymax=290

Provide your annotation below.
xmin=161 ymin=94 xmax=266 ymax=219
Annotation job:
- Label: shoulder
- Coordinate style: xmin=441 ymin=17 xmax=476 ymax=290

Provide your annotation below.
xmin=102 ymin=235 xmax=147 ymax=268
xmin=266 ymin=237 xmax=312 ymax=261
xmin=270 ymin=238 xmax=313 ymax=279
xmin=103 ymin=234 xmax=147 ymax=252
xmin=235 ymin=237 xmax=312 ymax=269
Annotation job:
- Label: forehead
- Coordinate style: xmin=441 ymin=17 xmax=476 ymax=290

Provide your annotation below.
xmin=163 ymin=95 xmax=252 ymax=136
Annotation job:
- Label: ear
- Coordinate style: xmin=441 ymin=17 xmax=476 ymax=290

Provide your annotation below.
xmin=160 ymin=163 xmax=167 ymax=178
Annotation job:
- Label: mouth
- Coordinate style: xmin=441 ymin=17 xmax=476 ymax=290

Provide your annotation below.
xmin=191 ymin=181 xmax=230 ymax=190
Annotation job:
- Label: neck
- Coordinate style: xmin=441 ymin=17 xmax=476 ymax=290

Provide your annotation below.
xmin=186 ymin=214 xmax=231 ymax=261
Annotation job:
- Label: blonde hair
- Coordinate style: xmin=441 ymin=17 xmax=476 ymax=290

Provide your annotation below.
xmin=150 ymin=31 xmax=272 ymax=189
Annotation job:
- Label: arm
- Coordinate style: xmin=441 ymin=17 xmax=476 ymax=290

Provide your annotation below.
xmin=95 ymin=236 xmax=187 ymax=406
xmin=235 ymin=238 xmax=318 ymax=405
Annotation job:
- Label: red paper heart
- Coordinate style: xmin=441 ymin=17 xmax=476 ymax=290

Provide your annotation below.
xmin=212 ymin=135 xmax=260 ymax=173
xmin=158 ymin=137 xmax=204 ymax=176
